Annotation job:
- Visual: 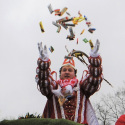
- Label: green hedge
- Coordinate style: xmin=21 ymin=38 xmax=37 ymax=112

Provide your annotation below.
xmin=0 ymin=118 xmax=82 ymax=125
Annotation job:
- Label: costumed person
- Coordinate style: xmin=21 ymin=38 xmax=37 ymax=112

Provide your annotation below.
xmin=35 ymin=39 xmax=103 ymax=125
xmin=115 ymin=115 xmax=125 ymax=125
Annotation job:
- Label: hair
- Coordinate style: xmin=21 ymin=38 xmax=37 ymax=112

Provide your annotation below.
xmin=59 ymin=67 xmax=77 ymax=77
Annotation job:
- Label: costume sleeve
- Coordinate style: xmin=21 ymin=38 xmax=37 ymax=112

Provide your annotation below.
xmin=80 ymin=55 xmax=103 ymax=98
xmin=35 ymin=58 xmax=57 ymax=99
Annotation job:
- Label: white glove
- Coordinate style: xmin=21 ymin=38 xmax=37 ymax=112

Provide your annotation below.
xmin=38 ymin=42 xmax=49 ymax=61
xmin=90 ymin=39 xmax=100 ymax=57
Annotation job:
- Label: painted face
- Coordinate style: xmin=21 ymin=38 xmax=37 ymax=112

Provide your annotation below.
xmin=60 ymin=65 xmax=75 ymax=80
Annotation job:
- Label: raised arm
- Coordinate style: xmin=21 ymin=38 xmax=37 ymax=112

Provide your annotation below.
xmin=35 ymin=42 xmax=57 ymax=99
xmin=80 ymin=39 xmax=103 ymax=98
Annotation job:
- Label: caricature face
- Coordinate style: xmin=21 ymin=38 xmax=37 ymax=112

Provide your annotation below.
xmin=60 ymin=65 xmax=75 ymax=80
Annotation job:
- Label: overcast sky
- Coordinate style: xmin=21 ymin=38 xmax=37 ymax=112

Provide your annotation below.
xmin=0 ymin=0 xmax=125 ymax=121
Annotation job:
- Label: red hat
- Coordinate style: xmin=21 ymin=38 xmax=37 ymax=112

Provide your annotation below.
xmin=61 ymin=57 xmax=76 ymax=69
xmin=115 ymin=115 xmax=125 ymax=125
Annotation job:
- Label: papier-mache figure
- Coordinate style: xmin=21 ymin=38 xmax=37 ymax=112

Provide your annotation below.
xmin=35 ymin=40 xmax=103 ymax=125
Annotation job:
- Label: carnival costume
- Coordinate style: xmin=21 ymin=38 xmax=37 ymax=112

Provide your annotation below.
xmin=35 ymin=40 xmax=103 ymax=125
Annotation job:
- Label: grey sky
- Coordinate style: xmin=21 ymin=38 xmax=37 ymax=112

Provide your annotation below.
xmin=0 ymin=0 xmax=125 ymax=121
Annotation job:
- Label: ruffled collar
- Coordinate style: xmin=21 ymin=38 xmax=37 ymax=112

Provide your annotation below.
xmin=57 ymin=77 xmax=78 ymax=88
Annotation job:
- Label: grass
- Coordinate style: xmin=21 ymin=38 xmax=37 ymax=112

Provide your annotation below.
xmin=0 ymin=118 xmax=82 ymax=125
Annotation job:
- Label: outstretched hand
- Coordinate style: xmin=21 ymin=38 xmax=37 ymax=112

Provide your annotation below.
xmin=90 ymin=39 xmax=100 ymax=57
xmin=38 ymin=42 xmax=49 ymax=61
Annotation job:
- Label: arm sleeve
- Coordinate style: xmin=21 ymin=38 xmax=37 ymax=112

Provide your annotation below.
xmin=35 ymin=58 xmax=57 ymax=99
xmin=80 ymin=55 xmax=103 ymax=98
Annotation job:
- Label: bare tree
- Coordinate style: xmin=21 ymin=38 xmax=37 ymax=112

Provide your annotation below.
xmin=96 ymin=102 xmax=111 ymax=125
xmin=94 ymin=84 xmax=125 ymax=125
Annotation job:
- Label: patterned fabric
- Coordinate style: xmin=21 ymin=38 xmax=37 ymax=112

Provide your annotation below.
xmin=57 ymin=78 xmax=78 ymax=88
xmin=35 ymin=58 xmax=57 ymax=98
xmin=81 ymin=55 xmax=103 ymax=98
